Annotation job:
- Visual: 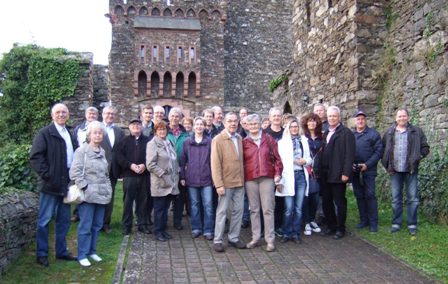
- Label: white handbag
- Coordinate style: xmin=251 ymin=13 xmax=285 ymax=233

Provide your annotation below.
xmin=64 ymin=184 xmax=85 ymax=204
xmin=64 ymin=153 xmax=86 ymax=204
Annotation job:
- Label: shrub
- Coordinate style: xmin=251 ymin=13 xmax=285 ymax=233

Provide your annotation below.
xmin=0 ymin=144 xmax=37 ymax=192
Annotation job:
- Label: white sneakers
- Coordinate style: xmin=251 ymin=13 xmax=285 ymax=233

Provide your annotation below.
xmin=304 ymin=224 xmax=312 ymax=235
xmin=89 ymin=254 xmax=103 ymax=262
xmin=310 ymin=222 xmax=321 ymax=233
xmin=79 ymin=258 xmax=91 ymax=267
xmin=304 ymin=222 xmax=321 ymax=236
xmin=79 ymin=254 xmax=102 ymax=267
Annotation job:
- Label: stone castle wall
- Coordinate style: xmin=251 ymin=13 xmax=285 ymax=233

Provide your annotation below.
xmin=223 ymin=0 xmax=293 ymax=113
xmin=286 ymin=0 xmax=447 ymax=139
xmin=374 ymin=0 xmax=447 ymax=140
xmin=104 ymin=0 xmax=294 ymax=122
xmin=0 ymin=191 xmax=39 ymax=274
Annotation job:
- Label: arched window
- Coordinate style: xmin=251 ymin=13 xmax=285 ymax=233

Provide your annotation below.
xmin=151 ymin=71 xmax=160 ymax=98
xmin=163 ymin=8 xmax=172 ymax=17
xmin=151 ymin=8 xmax=160 ymax=16
xmin=138 ymin=71 xmax=147 ymax=97
xmin=199 ymin=10 xmax=209 ymax=21
xmin=211 ymin=10 xmax=221 ymax=21
xmin=163 ymin=72 xmax=172 ymax=97
xmin=188 ymin=72 xmax=196 ymax=97
xmin=175 ymin=8 xmax=184 ymax=18
xmin=139 ymin=7 xmax=148 ymax=16
xmin=114 ymin=6 xmax=124 ymax=16
xmin=187 ymin=9 xmax=196 ymax=18
xmin=127 ymin=6 xmax=136 ymax=16
xmin=140 ymin=45 xmax=145 ymax=64
xmin=176 ymin=72 xmax=184 ymax=98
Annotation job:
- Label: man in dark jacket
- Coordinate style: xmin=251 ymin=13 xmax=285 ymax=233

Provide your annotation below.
xmin=30 ymin=103 xmax=78 ymax=267
xmin=320 ymin=106 xmax=355 ymax=240
xmin=116 ymin=119 xmax=151 ymax=235
xmin=382 ymin=109 xmax=429 ymax=235
xmin=101 ymin=105 xmax=125 ymax=233
xmin=352 ymin=111 xmax=383 ymax=232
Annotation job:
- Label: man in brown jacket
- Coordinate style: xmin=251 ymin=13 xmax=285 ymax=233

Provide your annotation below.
xmin=211 ymin=112 xmax=246 ymax=252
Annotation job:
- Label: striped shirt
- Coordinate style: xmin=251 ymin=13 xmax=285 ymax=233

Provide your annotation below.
xmin=393 ymin=128 xmax=408 ymax=172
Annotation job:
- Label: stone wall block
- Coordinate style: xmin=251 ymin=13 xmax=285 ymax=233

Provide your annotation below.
xmin=0 ymin=191 xmax=39 ymax=274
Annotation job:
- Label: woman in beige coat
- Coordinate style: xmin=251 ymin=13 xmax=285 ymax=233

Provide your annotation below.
xmin=146 ymin=121 xmax=179 ymax=242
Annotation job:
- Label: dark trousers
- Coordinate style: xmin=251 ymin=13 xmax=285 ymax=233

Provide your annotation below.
xmin=153 ymin=195 xmax=171 ymax=237
xmin=352 ymin=174 xmax=378 ymax=228
xmin=321 ymin=180 xmax=347 ymax=232
xmin=274 ymin=196 xmax=284 ymax=231
xmin=303 ymin=191 xmax=320 ymax=224
xmin=148 ymin=194 xmax=153 ymax=223
xmin=172 ymin=182 xmax=186 ymax=226
xmin=122 ymin=176 xmax=149 ymax=229
xmin=103 ymin=176 xmax=117 ymax=226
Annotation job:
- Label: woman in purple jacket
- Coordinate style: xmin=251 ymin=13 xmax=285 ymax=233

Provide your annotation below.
xmin=180 ymin=117 xmax=215 ymax=240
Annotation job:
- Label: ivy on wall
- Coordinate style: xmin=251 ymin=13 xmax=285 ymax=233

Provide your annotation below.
xmin=0 ymin=44 xmax=81 ymax=194
xmin=0 ymin=44 xmax=81 ymax=145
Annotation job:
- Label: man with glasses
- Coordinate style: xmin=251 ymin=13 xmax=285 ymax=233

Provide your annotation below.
xmin=211 ymin=112 xmax=246 ymax=252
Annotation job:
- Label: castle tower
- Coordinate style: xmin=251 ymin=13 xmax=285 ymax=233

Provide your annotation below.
xmin=107 ymin=0 xmax=293 ymax=123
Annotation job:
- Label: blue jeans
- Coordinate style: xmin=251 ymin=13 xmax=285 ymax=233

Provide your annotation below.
xmin=188 ymin=186 xmax=215 ymax=235
xmin=36 ymin=192 xmax=71 ymax=257
xmin=352 ymin=174 xmax=378 ymax=228
xmin=390 ymin=172 xmax=419 ymax=228
xmin=77 ymin=202 xmax=105 ymax=260
xmin=282 ymin=170 xmax=306 ymax=238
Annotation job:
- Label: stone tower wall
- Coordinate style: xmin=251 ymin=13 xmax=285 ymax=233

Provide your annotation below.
xmin=374 ymin=0 xmax=448 ymax=139
xmin=223 ymin=0 xmax=294 ymax=113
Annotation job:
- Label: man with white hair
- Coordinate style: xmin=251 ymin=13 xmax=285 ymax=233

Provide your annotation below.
xmin=265 ymin=107 xmax=284 ymax=236
xmin=30 ymin=103 xmax=78 ymax=267
xmin=74 ymin=106 xmax=99 ymax=146
xmin=167 ymin=107 xmax=189 ymax=230
xmin=101 ymin=105 xmax=125 ymax=233
xmin=211 ymin=112 xmax=246 ymax=252
xmin=153 ymin=105 xmax=166 ymax=124
xmin=320 ymin=106 xmax=355 ymax=240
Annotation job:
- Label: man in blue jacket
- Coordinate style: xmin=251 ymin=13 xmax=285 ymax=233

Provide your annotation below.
xmin=382 ymin=109 xmax=429 ymax=235
xmin=30 ymin=103 xmax=78 ymax=267
xmin=352 ymin=111 xmax=383 ymax=233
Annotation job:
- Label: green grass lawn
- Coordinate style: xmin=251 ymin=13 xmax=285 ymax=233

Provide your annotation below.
xmin=346 ymin=188 xmax=448 ymax=283
xmin=0 ymin=182 xmax=124 ymax=284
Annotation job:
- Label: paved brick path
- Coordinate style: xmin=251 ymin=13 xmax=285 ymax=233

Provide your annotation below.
xmin=118 ymin=219 xmax=436 ymax=284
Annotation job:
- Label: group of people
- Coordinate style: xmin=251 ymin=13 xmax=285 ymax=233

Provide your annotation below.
xmin=29 ymin=101 xmax=429 ymax=267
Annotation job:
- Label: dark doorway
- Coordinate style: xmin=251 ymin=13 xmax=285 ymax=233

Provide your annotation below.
xmin=138 ymin=71 xmax=147 ymax=97
xmin=283 ymin=101 xmax=292 ymax=114
xmin=150 ymin=71 xmax=160 ymax=98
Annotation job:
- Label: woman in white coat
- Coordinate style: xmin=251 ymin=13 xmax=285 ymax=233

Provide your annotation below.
xmin=276 ymin=118 xmax=312 ymax=243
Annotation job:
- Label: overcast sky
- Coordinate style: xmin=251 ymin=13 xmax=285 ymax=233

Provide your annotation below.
xmin=0 ymin=0 xmax=111 ymax=65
